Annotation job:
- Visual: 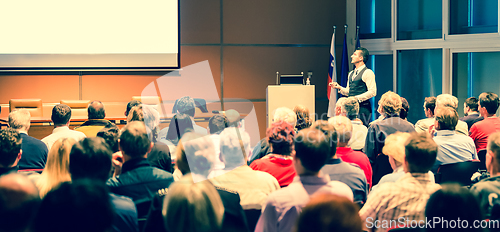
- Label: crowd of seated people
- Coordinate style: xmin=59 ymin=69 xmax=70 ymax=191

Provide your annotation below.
xmin=2 ymin=91 xmax=500 ymax=232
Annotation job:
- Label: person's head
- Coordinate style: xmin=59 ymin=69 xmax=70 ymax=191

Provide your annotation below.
xmin=0 ymin=174 xmax=41 ymax=232
xmin=272 ymin=107 xmax=297 ymax=127
xmin=219 ymin=127 xmax=251 ymax=168
xmin=33 ymin=180 xmax=114 ymax=232
xmin=296 ymin=193 xmax=361 ymax=232
xmin=96 ymin=126 xmax=120 ymax=153
xmin=8 ymin=109 xmax=31 ymax=131
xmin=351 ymin=47 xmax=369 ymax=64
xmin=335 ymin=97 xmax=347 ymax=116
xmin=166 ymin=113 xmax=194 ymax=144
xmin=293 ymin=128 xmax=330 ymax=174
xmin=382 ymin=132 xmax=411 ymax=170
xmin=87 ymin=100 xmax=106 ymax=119
xmin=434 ymin=107 xmax=459 ymax=131
xmin=328 ymin=116 xmax=352 ymax=147
xmin=378 ymin=91 xmax=402 ymax=116
xmin=478 ymin=92 xmax=500 ymax=116
xmin=341 ymin=97 xmax=359 ymax=120
xmin=404 ymin=132 xmax=438 ymax=173
xmin=0 ymin=128 xmax=22 ymax=168
xmin=464 ymin=97 xmax=479 ymax=115
xmin=225 ymin=109 xmax=241 ymax=127
xmin=119 ymin=121 xmax=153 ymax=159
xmin=127 ymin=105 xmax=161 ymax=143
xmin=147 ymin=143 xmax=172 ymax=173
xmin=400 ymin=97 xmax=410 ymax=120
xmin=125 ymin=100 xmax=142 ymax=116
xmin=436 ymin=94 xmax=459 ymax=110
xmin=425 ymin=184 xmax=483 ymax=232
xmin=424 ymin=96 xmax=437 ymax=118
xmin=70 ymin=137 xmax=113 ymax=182
xmin=267 ymin=121 xmax=295 ymax=156
xmin=311 ymin=120 xmax=337 ymax=158
xmin=175 ymin=132 xmax=215 ymax=179
xmin=38 ymin=138 xmax=76 ymax=197
xmin=208 ymin=115 xmax=229 ymax=134
xmin=486 ymin=131 xmax=500 ymax=175
xmin=51 ymin=104 xmax=72 ymax=126
xmin=293 ymin=105 xmax=312 ymax=131
xmin=163 ymin=175 xmax=224 ymax=232
xmin=176 ymin=96 xmax=196 ymax=117
xmin=127 ymin=105 xmax=144 ymax=123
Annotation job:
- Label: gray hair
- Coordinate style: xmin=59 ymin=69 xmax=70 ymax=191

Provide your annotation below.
xmin=436 ymin=94 xmax=458 ymax=109
xmin=328 ymin=116 xmax=353 ymax=143
xmin=273 ymin=107 xmax=296 ymax=126
xmin=336 ymin=97 xmax=347 ymax=109
xmin=341 ymin=97 xmax=360 ymax=120
xmin=8 ymin=110 xmax=31 ymax=130
xmin=219 ymin=127 xmax=250 ymax=168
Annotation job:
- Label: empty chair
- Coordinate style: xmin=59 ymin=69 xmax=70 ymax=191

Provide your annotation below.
xmin=9 ymin=99 xmax=43 ymax=117
xmin=60 ymin=100 xmax=90 ymax=119
xmin=435 ymin=161 xmax=480 ymax=186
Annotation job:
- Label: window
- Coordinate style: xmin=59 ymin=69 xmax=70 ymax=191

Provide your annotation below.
xmin=449 ymin=0 xmax=498 ymax=35
xmin=397 ymin=0 xmax=442 ymax=40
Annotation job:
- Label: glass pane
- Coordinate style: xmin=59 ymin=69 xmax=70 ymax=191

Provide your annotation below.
xmin=370 ymin=54 xmax=394 ymax=120
xmin=397 ymin=0 xmax=442 ymax=40
xmin=357 ymin=0 xmax=391 ymax=39
xmin=397 ymin=49 xmax=442 ymax=124
xmin=452 ymin=52 xmax=500 ymax=116
xmin=450 ymin=0 xmax=498 ymax=34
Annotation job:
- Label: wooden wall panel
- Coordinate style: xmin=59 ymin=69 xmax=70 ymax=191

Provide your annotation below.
xmin=181 ymin=0 xmax=221 ymax=44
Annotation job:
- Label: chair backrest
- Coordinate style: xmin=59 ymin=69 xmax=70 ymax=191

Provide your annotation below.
xmin=436 ymin=161 xmax=480 ymax=186
xmin=132 ymin=96 xmax=162 ymax=113
xmin=60 ymin=100 xmax=90 ymax=119
xmin=477 ymin=149 xmax=487 ymax=170
xmin=9 ymin=99 xmax=43 ymax=117
xmin=244 ymin=209 xmax=261 ymax=232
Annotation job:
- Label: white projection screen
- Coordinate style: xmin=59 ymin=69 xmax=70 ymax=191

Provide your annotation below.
xmin=0 ymin=0 xmax=179 ymax=71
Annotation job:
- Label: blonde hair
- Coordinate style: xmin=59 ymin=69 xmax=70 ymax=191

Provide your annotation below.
xmin=382 ymin=132 xmax=411 ymax=167
xmin=378 ymin=91 xmax=402 ymax=116
xmin=163 ymin=175 xmax=224 ymax=232
xmin=436 ymin=94 xmax=459 ymax=109
xmin=328 ymin=116 xmax=352 ymax=143
xmin=272 ymin=107 xmax=297 ymax=126
xmin=35 ymin=138 xmax=76 ymax=198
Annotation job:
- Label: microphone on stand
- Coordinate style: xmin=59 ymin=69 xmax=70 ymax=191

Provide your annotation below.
xmin=212 ymin=110 xmax=226 ymax=114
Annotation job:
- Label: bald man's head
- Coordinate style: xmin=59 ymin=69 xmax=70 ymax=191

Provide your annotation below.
xmin=88 ymin=100 xmax=106 ymax=119
xmin=0 ymin=174 xmax=40 ymax=232
xmin=225 ymin=109 xmax=241 ymax=127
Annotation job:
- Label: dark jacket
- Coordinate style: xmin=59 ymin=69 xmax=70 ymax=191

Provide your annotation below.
xmin=18 ymin=133 xmax=48 ymax=170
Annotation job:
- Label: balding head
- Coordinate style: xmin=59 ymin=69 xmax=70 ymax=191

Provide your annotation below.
xmin=328 ymin=116 xmax=353 ymax=145
xmin=436 ymin=94 xmax=459 ymax=110
xmin=119 ymin=121 xmax=152 ymax=159
xmin=0 ymin=173 xmax=40 ymax=232
xmin=273 ymin=107 xmax=297 ymax=126
xmin=225 ymin=109 xmax=241 ymax=127
xmin=88 ymin=100 xmax=106 ymax=119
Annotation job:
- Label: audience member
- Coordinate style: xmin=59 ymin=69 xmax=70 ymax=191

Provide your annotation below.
xmin=125 ymin=99 xmax=142 ymax=117
xmin=364 ymin=91 xmax=415 ymax=185
xmin=0 ymin=173 xmax=41 ymax=232
xmin=471 ymin=131 xmax=500 ymax=218
xmin=8 ymin=110 xmax=48 ymax=171
xmin=159 ymin=96 xmax=207 ymax=138
xmin=250 ymin=121 xmax=297 ymax=187
xmin=315 ymin=120 xmax=368 ymax=206
xmin=210 ymin=127 xmax=280 ymax=210
xmin=0 ymin=128 xmax=22 ymax=175
xmin=341 ymin=96 xmax=368 ymax=150
xmin=164 ymin=113 xmax=194 ymax=146
xmin=470 ymin=92 xmax=500 ymax=153
xmin=328 ymin=116 xmax=372 ymax=187
xmin=461 ymin=97 xmax=483 ymax=130
xmin=97 ymin=126 xmax=120 ymax=153
xmin=399 ymin=97 xmax=412 ymax=124
xmin=430 ymin=94 xmax=469 ymax=136
xmin=41 ymin=104 xmax=86 ymax=151
xmin=249 ymin=107 xmax=297 ymax=163
xmin=415 ymin=96 xmax=436 ymax=133
xmin=33 ymin=138 xmax=75 ymax=198
xmin=207 ymin=114 xmax=229 ymax=172
xmin=426 ymin=184 xmax=483 ymax=232
xmin=296 ymin=193 xmax=362 ymax=232
xmin=70 ymin=137 xmax=139 ymax=232
xmin=33 ymin=179 xmax=114 ymax=232
xmin=293 ymin=105 xmax=312 ymax=131
xmin=225 ymin=109 xmax=242 ymax=127
xmin=75 ymin=100 xmax=115 ymax=137
xmin=255 ymin=128 xmax=353 ymax=232
xmin=360 ymin=132 xmax=441 ymax=232
xmin=432 ymin=106 xmax=477 ymax=172
xmin=335 ymin=97 xmax=347 ymax=116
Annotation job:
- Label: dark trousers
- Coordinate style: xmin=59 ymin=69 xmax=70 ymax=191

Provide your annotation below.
xmin=358 ymin=100 xmax=372 ymax=128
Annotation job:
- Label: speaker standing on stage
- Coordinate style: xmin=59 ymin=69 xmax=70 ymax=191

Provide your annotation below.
xmin=331 ymin=47 xmax=377 ymax=127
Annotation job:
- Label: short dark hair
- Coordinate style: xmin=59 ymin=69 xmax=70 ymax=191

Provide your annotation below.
xmin=208 ymin=115 xmax=228 ymax=134
xmin=266 ymin=121 xmax=295 ymax=155
xmin=51 ymin=104 xmax=72 ymax=125
xmin=88 ymin=100 xmax=105 ymax=119
xmin=425 ymin=97 xmax=437 ymax=112
xmin=479 ymin=92 xmax=500 ymax=115
xmin=400 ymin=97 xmax=410 ymax=120
xmin=33 ymin=180 xmax=114 ymax=232
xmin=357 ymin=47 xmax=369 ymax=63
xmin=70 ymin=137 xmax=113 ymax=182
xmin=120 ymin=121 xmax=151 ymax=158
xmin=96 ymin=126 xmax=120 ymax=153
xmin=176 ymin=96 xmax=196 ymax=117
xmin=0 ymin=128 xmax=22 ymax=167
xmin=311 ymin=120 xmax=337 ymax=158
xmin=405 ymin=132 xmax=438 ymax=173
xmin=125 ymin=100 xmax=142 ymax=116
xmin=465 ymin=97 xmax=479 ymax=112
xmin=166 ymin=113 xmax=194 ymax=145
xmin=294 ymin=128 xmax=331 ymax=172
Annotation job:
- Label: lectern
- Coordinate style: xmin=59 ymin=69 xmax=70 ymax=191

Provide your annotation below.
xmin=266 ymin=85 xmax=315 ymax=128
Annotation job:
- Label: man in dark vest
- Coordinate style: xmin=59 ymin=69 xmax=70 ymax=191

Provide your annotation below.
xmin=331 ymin=47 xmax=377 ymax=127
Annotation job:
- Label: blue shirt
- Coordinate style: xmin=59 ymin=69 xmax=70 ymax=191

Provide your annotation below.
xmin=432 ymin=130 xmax=477 ymax=172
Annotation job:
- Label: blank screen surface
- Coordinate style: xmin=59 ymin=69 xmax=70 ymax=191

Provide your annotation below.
xmin=0 ymin=0 xmax=178 ymax=70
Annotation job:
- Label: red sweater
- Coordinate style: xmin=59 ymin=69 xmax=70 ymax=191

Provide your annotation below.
xmin=336 ymin=147 xmax=373 ymax=187
xmin=250 ymin=156 xmax=296 ymax=187
xmin=470 ymin=117 xmax=500 ymax=153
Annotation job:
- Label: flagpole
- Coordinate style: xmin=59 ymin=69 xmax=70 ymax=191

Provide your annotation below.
xmin=355 ymin=26 xmax=360 ymax=48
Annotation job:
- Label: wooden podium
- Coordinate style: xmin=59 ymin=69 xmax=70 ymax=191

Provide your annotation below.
xmin=266 ymin=85 xmax=315 ymax=128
